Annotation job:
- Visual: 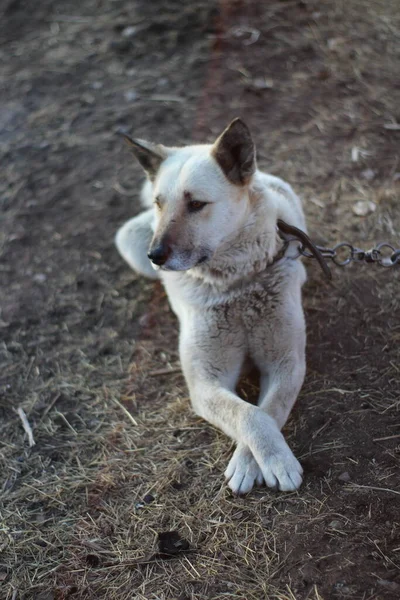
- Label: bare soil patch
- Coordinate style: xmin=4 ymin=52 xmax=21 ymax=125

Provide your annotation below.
xmin=1 ymin=1 xmax=399 ymax=599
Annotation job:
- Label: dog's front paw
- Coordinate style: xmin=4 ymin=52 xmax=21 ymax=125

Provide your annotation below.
xmin=254 ymin=441 xmax=303 ymax=492
xmin=225 ymin=444 xmax=264 ymax=495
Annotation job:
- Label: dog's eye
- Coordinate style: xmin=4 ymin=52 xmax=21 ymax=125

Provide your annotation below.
xmin=188 ymin=200 xmax=207 ymax=213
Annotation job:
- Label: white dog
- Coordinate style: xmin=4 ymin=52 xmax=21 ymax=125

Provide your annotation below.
xmin=115 ymin=119 xmax=307 ymax=494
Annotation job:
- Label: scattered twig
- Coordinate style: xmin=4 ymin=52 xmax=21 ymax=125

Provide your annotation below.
xmin=40 ymin=393 xmax=62 ymax=421
xmin=113 ymin=182 xmax=136 ymax=196
xmin=373 ymin=433 xmax=400 ymax=442
xmin=111 ymin=396 xmax=138 ymax=426
xmin=48 ymin=15 xmax=93 ymax=23
xmin=228 ymin=25 xmax=261 ymax=46
xmin=384 ymin=122 xmax=400 ymax=130
xmin=307 ymin=388 xmax=356 ymax=396
xmin=17 ymin=407 xmax=35 ymax=447
xmin=149 ymin=366 xmax=182 ymax=377
xmin=149 ymin=94 xmax=184 ymax=103
xmin=345 ymin=483 xmax=400 ymax=496
xmin=22 ymin=483 xmax=66 ymax=506
xmin=311 ymin=418 xmax=332 ymax=440
xmin=24 ymin=356 xmax=35 ymax=381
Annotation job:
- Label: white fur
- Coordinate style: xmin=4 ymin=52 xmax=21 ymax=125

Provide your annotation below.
xmin=115 ymin=134 xmax=307 ymax=495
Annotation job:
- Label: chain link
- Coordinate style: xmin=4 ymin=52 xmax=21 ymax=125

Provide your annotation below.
xmin=277 ymin=220 xmax=399 ymax=279
xmin=298 ymin=241 xmax=400 ymax=268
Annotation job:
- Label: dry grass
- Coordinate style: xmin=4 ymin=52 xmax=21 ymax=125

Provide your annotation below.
xmin=1 ymin=0 xmax=400 ymax=598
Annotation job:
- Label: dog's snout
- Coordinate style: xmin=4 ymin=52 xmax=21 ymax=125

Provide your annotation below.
xmin=148 ymin=242 xmax=171 ymax=266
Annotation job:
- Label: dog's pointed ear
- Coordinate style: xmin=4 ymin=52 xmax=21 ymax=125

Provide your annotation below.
xmin=211 ymin=118 xmax=256 ymax=186
xmin=123 ymin=135 xmax=168 ymax=181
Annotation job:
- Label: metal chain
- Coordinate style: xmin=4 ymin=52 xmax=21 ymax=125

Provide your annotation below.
xmin=277 ymin=220 xmax=399 ymax=279
xmin=299 ymin=241 xmax=400 ymax=268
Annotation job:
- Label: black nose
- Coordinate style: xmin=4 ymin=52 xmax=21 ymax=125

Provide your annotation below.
xmin=147 ymin=243 xmax=171 ymax=266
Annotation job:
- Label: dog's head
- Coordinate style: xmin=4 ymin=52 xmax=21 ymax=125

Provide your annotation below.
xmin=125 ymin=118 xmax=256 ymax=271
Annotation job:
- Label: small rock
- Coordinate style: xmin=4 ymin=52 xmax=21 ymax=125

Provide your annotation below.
xmin=33 ymin=273 xmax=47 ymax=283
xmin=81 ymin=93 xmax=95 ymax=105
xmin=252 ymin=77 xmax=274 ymax=90
xmin=327 ymin=37 xmax=346 ymax=50
xmin=124 ymin=90 xmax=138 ymax=102
xmin=333 ymin=581 xmax=347 ymax=590
xmin=85 ymin=554 xmax=100 ymax=567
xmin=352 ymin=200 xmax=376 ymax=216
xmin=171 ymin=480 xmax=183 ymax=490
xmin=329 ymin=520 xmax=342 ymax=529
xmin=122 ymin=26 xmax=137 ymax=38
xmin=114 ymin=124 xmax=130 ymax=135
xmin=338 ymin=471 xmax=351 ymax=482
xmin=361 ymin=168 xmax=376 ymax=181
xmin=351 ymin=147 xmax=360 ymax=162
xmin=143 ymin=493 xmax=155 ymax=504
xmin=91 ymin=81 xmax=103 ymax=90
xmin=92 ymin=181 xmax=104 ymax=190
xmin=158 ymin=531 xmax=190 ymax=556
xmin=377 ymin=579 xmax=400 ymax=592
xmin=139 ymin=313 xmax=156 ymax=329
xmin=109 ymin=39 xmax=132 ymax=54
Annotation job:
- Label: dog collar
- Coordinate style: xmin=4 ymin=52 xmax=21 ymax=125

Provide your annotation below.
xmin=277 ymin=220 xmax=332 ymax=280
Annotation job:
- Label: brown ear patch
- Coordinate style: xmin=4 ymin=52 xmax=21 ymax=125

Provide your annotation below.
xmin=211 ymin=118 xmax=256 ymax=186
xmin=124 ymin=136 xmax=166 ymax=181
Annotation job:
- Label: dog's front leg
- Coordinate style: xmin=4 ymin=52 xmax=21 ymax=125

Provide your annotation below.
xmin=226 ymin=356 xmax=305 ymax=493
xmin=115 ymin=209 xmax=159 ymax=280
xmin=192 ymin=380 xmax=303 ymax=494
xmin=180 ymin=329 xmax=303 ymax=494
xmin=226 ymin=296 xmax=306 ymax=494
xmin=258 ymin=356 xmax=306 ymax=430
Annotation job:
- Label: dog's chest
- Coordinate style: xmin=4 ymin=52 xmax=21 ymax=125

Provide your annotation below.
xmin=162 ymin=263 xmax=293 ymax=332
xmin=210 ymin=277 xmax=283 ymax=329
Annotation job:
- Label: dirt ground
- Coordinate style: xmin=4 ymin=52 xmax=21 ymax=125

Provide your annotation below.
xmin=1 ymin=0 xmax=399 ymax=598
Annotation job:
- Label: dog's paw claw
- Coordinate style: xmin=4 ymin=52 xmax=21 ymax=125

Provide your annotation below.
xmin=225 ymin=444 xmax=263 ymax=495
xmin=225 ymin=439 xmax=303 ymax=495
xmin=259 ymin=451 xmax=303 ymax=492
